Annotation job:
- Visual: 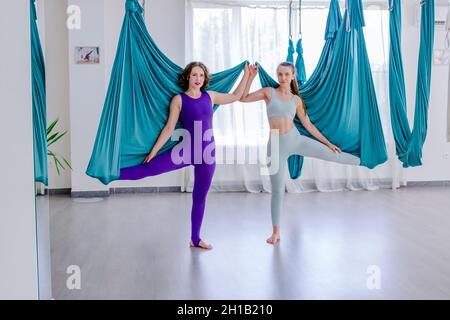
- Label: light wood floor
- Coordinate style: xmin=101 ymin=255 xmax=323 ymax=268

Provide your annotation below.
xmin=45 ymin=187 xmax=450 ymax=299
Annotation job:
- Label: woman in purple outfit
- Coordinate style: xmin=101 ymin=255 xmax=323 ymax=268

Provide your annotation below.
xmin=120 ymin=62 xmax=250 ymax=249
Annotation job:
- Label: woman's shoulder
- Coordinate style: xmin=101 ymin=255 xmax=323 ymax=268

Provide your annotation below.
xmin=292 ymin=94 xmax=303 ymax=103
xmin=262 ymin=87 xmax=273 ymax=98
xmin=292 ymin=94 xmax=301 ymax=101
xmin=171 ymin=94 xmax=183 ymax=108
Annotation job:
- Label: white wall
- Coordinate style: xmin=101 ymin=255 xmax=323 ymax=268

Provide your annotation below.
xmin=44 ymin=0 xmax=72 ymax=189
xmin=67 ymin=0 xmax=108 ymax=193
xmin=0 ymin=0 xmax=39 ymax=299
xmin=146 ymin=0 xmax=185 ymax=66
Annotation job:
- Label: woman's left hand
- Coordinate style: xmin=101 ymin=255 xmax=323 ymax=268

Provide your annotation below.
xmin=249 ymin=64 xmax=258 ymax=78
xmin=328 ymin=143 xmax=342 ymax=153
xmin=244 ymin=63 xmax=250 ymax=75
xmin=143 ymin=151 xmax=155 ymax=163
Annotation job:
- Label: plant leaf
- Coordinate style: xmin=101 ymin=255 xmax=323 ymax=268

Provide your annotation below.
xmin=62 ymin=157 xmax=73 ymax=170
xmin=47 ymin=132 xmax=58 ymax=142
xmin=54 ymin=156 xmax=64 ymax=175
xmin=47 ymin=118 xmax=58 ymax=135
xmin=48 ymin=131 xmax=67 ymax=147
xmin=51 ymin=154 xmax=61 ymax=175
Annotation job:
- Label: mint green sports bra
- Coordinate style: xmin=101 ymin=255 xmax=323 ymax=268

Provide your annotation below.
xmin=267 ymin=87 xmax=297 ymax=119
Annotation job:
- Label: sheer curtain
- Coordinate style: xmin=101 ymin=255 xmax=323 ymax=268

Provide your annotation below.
xmin=184 ymin=0 xmax=404 ymax=193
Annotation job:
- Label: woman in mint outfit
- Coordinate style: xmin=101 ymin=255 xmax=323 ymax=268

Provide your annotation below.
xmin=240 ymin=62 xmax=360 ymax=245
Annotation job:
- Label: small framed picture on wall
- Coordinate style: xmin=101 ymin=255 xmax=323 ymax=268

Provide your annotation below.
xmin=433 ymin=49 xmax=450 ymax=66
xmin=75 ymin=46 xmax=100 ymax=64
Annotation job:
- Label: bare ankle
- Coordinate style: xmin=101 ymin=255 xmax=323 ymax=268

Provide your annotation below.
xmin=272 ymin=226 xmax=280 ymax=235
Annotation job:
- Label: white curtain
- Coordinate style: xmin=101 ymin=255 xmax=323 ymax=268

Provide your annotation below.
xmin=184 ymin=0 xmax=405 ymax=193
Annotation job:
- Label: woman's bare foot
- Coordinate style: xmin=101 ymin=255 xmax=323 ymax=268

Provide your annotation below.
xmin=189 ymin=240 xmax=213 ymax=250
xmin=266 ymin=233 xmax=281 ymax=245
xmin=266 ymin=226 xmax=281 ymax=245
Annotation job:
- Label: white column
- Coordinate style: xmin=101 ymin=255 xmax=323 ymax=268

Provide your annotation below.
xmin=0 ymin=0 xmax=39 ymax=299
xmin=44 ymin=0 xmax=72 ymax=190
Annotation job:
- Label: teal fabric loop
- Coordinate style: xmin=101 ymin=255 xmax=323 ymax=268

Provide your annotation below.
xmin=30 ymin=0 xmax=48 ymax=185
xmin=348 ymin=0 xmax=365 ymax=29
xmin=286 ymin=38 xmax=295 ymax=63
xmin=388 ymin=0 xmax=435 ymax=167
xmin=295 ymin=38 xmax=303 ymax=55
xmin=295 ymin=38 xmax=306 ymax=84
xmin=30 ymin=0 xmax=37 ymax=21
xmin=126 ymin=0 xmax=143 ymax=14
xmin=324 ymin=0 xmax=342 ymax=40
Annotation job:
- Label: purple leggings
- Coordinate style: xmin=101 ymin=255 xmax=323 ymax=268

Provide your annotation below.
xmin=119 ymin=91 xmax=216 ymax=247
xmin=119 ymin=149 xmax=215 ymax=246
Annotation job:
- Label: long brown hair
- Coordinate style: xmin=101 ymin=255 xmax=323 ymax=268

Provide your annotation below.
xmin=178 ymin=61 xmax=210 ymax=91
xmin=277 ymin=62 xmax=306 ymax=115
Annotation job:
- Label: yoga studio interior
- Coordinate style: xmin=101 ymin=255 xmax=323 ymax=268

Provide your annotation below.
xmin=1 ymin=0 xmax=450 ymax=300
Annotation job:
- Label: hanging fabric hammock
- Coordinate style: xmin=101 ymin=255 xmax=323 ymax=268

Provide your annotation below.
xmin=388 ymin=0 xmax=435 ymax=168
xmin=30 ymin=0 xmax=48 ymax=185
xmin=258 ymin=0 xmax=388 ymax=179
xmin=295 ymin=0 xmax=307 ymax=84
xmin=86 ymin=0 xmax=247 ymax=185
xmin=286 ymin=1 xmax=295 ymax=63
xmin=286 ymin=0 xmax=306 ymax=83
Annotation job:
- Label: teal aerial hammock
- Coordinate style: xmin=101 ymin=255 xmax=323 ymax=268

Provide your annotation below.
xmin=286 ymin=1 xmax=295 ymax=63
xmin=258 ymin=0 xmax=388 ymax=179
xmin=296 ymin=0 xmax=307 ymax=84
xmin=286 ymin=0 xmax=306 ymax=84
xmin=86 ymin=0 xmax=247 ymax=185
xmin=30 ymin=0 xmax=48 ymax=185
xmin=388 ymin=0 xmax=435 ymax=168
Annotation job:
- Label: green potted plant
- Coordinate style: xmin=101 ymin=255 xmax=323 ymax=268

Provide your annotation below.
xmin=47 ymin=118 xmax=72 ymax=174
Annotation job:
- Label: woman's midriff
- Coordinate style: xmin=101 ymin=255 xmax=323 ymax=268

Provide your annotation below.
xmin=268 ymin=116 xmax=295 ymax=134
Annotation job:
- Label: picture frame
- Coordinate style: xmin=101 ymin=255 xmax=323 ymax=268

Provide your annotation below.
xmin=433 ymin=49 xmax=450 ymax=66
xmin=75 ymin=46 xmax=100 ymax=64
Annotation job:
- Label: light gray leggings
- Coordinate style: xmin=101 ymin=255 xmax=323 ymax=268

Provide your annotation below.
xmin=266 ymin=127 xmax=361 ymax=227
